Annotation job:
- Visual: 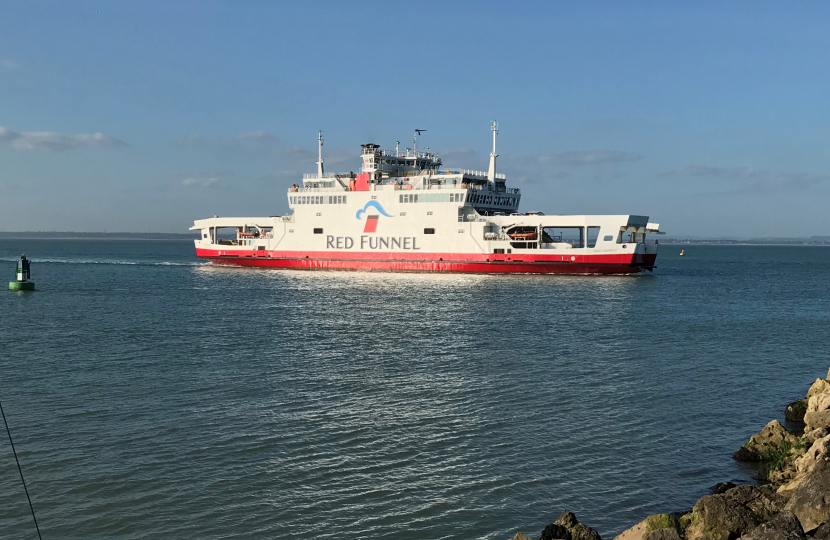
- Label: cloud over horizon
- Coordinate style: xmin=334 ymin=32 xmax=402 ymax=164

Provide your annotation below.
xmin=659 ymin=164 xmax=829 ymax=194
xmin=179 ymin=130 xmax=355 ymax=171
xmin=540 ymin=150 xmax=644 ymax=166
xmin=182 ymin=176 xmax=220 ymax=187
xmin=0 ymin=126 xmax=128 ymax=151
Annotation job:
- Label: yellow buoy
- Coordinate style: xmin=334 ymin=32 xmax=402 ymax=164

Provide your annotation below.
xmin=679 ymin=250 xmax=685 ymax=256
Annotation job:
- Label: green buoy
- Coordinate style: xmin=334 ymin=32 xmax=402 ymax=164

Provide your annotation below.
xmin=9 ymin=255 xmax=35 ymax=291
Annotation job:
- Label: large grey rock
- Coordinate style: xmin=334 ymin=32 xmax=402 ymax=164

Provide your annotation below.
xmin=613 ymin=519 xmax=648 ymax=540
xmin=809 ymin=393 xmax=830 ymax=413
xmin=779 ymin=434 xmax=830 ymax=492
xmin=807 ymin=379 xmax=830 ymax=400
xmin=712 ymin=482 xmax=738 ymax=495
xmin=783 ymin=460 xmax=830 ymax=531
xmin=614 ymin=514 xmax=679 ymax=540
xmin=540 ymin=523 xmax=571 ymax=540
xmin=740 ymin=511 xmax=806 ymax=540
xmin=813 ymin=521 xmax=830 ymax=539
xmin=541 ymin=511 xmax=601 ymax=540
xmin=685 ymin=485 xmax=785 ymax=540
xmin=805 ymin=411 xmax=830 ymax=434
xmin=734 ymin=420 xmax=798 ymax=461
xmin=786 ymin=400 xmax=808 ymax=423
xmin=556 ymin=511 xmax=579 ymax=530
xmin=806 ymin=428 xmax=830 ymax=444
xmin=642 ymin=529 xmax=681 ymax=540
xmin=573 ymin=523 xmax=601 ymax=540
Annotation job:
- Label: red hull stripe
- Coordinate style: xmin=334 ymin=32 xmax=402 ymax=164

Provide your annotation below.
xmin=195 ymin=249 xmax=656 ymax=274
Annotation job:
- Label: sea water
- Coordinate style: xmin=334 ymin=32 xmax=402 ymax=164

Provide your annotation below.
xmin=1 ymin=240 xmax=828 ymax=539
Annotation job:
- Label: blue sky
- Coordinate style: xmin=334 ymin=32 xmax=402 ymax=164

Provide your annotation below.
xmin=1 ymin=1 xmax=828 ymax=236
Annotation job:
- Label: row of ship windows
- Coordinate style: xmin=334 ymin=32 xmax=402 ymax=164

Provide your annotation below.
xmin=290 ymin=195 xmax=347 ymax=205
xmin=399 ymin=193 xmax=464 ymax=203
xmin=469 ymin=193 xmax=517 ymax=206
xmin=290 ymin=193 xmax=517 ymax=207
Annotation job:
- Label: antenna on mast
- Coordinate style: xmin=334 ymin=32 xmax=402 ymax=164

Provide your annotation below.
xmin=488 ymin=120 xmax=499 ymax=182
xmin=316 ymin=130 xmax=324 ymax=178
xmin=414 ymin=129 xmax=426 ymax=156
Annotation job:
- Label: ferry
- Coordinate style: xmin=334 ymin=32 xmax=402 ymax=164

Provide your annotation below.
xmin=191 ymin=123 xmax=660 ymax=274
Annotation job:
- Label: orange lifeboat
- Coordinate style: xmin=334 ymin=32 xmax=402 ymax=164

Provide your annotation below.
xmin=508 ymin=232 xmax=538 ymax=240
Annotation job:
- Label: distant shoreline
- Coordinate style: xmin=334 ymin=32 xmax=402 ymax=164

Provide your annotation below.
xmin=0 ymin=232 xmax=196 ymax=240
xmin=661 ymin=242 xmax=830 ymax=247
xmin=661 ymin=241 xmax=830 ymax=247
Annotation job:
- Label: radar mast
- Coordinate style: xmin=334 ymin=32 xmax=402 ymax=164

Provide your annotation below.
xmin=316 ymin=130 xmax=324 ymax=178
xmin=488 ymin=120 xmax=498 ymax=183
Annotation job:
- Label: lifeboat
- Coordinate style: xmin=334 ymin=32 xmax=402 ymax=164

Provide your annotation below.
xmin=508 ymin=232 xmax=538 ymax=240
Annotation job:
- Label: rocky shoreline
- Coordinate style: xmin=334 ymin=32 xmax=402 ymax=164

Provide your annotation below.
xmin=509 ymin=368 xmax=830 ymax=540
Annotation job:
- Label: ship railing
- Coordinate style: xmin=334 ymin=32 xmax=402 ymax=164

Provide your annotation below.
xmin=387 ymin=170 xmax=507 ymax=180
xmin=362 ymin=148 xmax=438 ymax=159
xmin=438 ymin=169 xmax=506 ymax=179
xmin=301 ymin=170 xmax=506 ymax=180
xmin=295 ymin=186 xmax=346 ymax=192
xmin=302 ymin=172 xmax=357 ymax=180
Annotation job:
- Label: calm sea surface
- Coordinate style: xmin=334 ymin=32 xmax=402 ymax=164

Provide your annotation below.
xmin=1 ymin=240 xmax=828 ymax=539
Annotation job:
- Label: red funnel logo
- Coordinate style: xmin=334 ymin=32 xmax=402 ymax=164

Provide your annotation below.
xmin=363 ymin=215 xmax=379 ymax=233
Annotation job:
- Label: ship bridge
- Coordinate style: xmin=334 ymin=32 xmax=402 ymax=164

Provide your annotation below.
xmin=293 ymin=125 xmax=521 ymax=215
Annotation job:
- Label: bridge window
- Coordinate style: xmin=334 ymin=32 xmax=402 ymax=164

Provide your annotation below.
xmin=618 ymin=228 xmax=635 ymax=243
xmin=587 ymin=227 xmax=600 ymax=248
xmin=424 ymin=228 xmax=435 ymax=234
xmin=314 ymin=228 xmax=323 ymax=234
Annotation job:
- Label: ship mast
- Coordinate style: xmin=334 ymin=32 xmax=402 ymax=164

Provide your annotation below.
xmin=316 ymin=130 xmax=324 ymax=178
xmin=413 ymin=129 xmax=426 ymax=167
xmin=488 ymin=120 xmax=498 ymax=183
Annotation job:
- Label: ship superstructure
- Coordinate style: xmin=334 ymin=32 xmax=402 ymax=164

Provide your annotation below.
xmin=191 ymin=124 xmax=660 ymax=274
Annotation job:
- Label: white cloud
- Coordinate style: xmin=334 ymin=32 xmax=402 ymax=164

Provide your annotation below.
xmin=178 ymin=130 xmax=344 ymax=166
xmin=540 ymin=150 xmax=644 ymax=165
xmin=0 ymin=127 xmax=17 ymax=141
xmin=659 ymin=164 xmax=829 ymax=194
xmin=182 ymin=177 xmax=219 ymax=187
xmin=0 ymin=126 xmax=127 ymax=151
xmin=234 ymin=130 xmax=271 ymax=141
xmin=0 ymin=59 xmax=17 ymax=70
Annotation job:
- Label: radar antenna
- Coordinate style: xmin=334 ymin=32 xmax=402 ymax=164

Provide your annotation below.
xmin=316 ymin=130 xmax=324 ymax=178
xmin=488 ymin=120 xmax=499 ymax=182
xmin=413 ymin=129 xmax=426 ymax=156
